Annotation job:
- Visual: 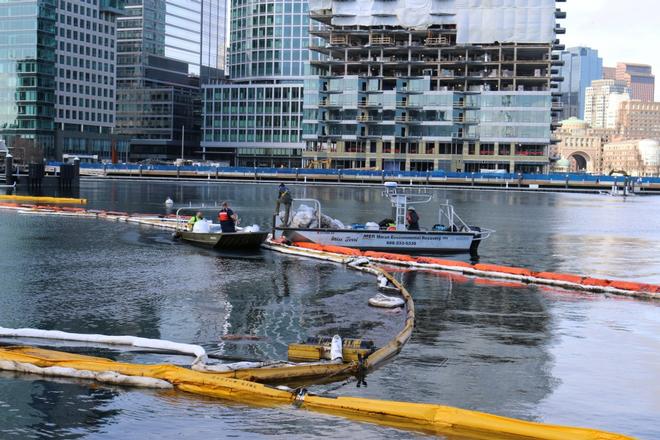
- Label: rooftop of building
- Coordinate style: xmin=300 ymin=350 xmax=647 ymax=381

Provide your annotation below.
xmin=560 ymin=117 xmax=588 ymax=128
xmin=618 ymin=62 xmax=653 ymax=68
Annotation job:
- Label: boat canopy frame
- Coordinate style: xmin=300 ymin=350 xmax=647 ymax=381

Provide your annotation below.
xmin=382 ymin=183 xmax=433 ymax=231
xmin=437 ymin=201 xmax=494 ymax=241
xmin=175 ymin=204 xmax=223 ymax=232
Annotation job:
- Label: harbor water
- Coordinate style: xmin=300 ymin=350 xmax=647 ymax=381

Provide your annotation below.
xmin=0 ymin=180 xmax=659 ymax=439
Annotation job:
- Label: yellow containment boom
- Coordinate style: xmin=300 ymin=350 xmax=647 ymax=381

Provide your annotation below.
xmin=0 ymin=346 xmax=632 ymax=440
xmin=0 ymin=195 xmax=87 ymax=205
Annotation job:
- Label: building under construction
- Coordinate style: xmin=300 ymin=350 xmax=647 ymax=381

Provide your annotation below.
xmin=303 ymin=0 xmax=566 ymax=172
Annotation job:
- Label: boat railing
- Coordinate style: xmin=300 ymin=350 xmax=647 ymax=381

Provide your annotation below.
xmin=175 ymin=204 xmax=221 ymax=231
xmin=438 ymin=201 xmax=494 ymax=240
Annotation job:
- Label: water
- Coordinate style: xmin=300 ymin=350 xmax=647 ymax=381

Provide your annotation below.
xmin=0 ymin=180 xmax=659 ymax=439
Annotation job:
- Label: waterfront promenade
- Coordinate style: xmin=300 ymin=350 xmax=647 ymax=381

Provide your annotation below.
xmin=52 ymin=163 xmax=660 ymax=194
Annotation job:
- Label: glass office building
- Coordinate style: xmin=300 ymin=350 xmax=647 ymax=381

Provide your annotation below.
xmin=201 ymin=0 xmax=310 ymax=166
xmin=201 ymin=0 xmax=227 ymax=77
xmin=116 ymin=0 xmax=204 ymax=160
xmin=164 ymin=0 xmax=202 ymax=75
xmin=118 ymin=0 xmax=201 ymax=74
xmin=560 ymin=47 xmax=603 ymax=119
xmin=0 ymin=0 xmax=57 ymax=158
xmin=0 ymin=0 xmax=128 ymax=161
xmin=228 ymin=0 xmax=309 ymax=80
xmin=55 ymin=0 xmax=128 ymax=161
xmin=203 ymin=83 xmax=303 ymax=166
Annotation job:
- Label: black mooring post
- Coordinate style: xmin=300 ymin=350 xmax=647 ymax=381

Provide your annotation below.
xmin=4 ymin=154 xmax=13 ymax=186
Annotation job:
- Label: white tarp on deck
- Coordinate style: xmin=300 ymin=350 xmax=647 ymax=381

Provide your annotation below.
xmin=309 ymin=0 xmax=557 ymax=44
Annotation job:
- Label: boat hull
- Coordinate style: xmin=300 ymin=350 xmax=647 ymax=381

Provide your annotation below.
xmin=177 ymin=231 xmax=268 ymax=250
xmin=278 ymin=228 xmax=479 ymax=254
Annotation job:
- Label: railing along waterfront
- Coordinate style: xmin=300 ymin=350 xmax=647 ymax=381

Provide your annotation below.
xmin=49 ymin=162 xmax=660 ymax=188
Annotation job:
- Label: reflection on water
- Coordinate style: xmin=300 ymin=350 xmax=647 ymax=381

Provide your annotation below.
xmin=0 ymin=374 xmax=120 ymax=439
xmin=326 ymin=270 xmax=555 ymax=421
xmin=0 ymin=180 xmax=659 ymax=439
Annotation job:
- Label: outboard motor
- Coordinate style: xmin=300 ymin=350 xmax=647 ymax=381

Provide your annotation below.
xmin=468 ymin=226 xmax=482 ymax=255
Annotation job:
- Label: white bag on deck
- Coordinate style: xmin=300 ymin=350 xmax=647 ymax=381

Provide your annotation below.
xmin=209 ymin=223 xmax=223 ymax=233
xmin=290 ymin=204 xmax=316 ymax=228
xmin=192 ymin=219 xmax=211 ymax=233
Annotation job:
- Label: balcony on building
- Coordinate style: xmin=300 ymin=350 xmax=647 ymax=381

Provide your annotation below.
xmin=453 ymin=115 xmax=479 ymax=125
xmin=396 ymin=99 xmax=422 ymax=109
xmin=453 ymin=98 xmax=480 ymax=110
xmin=356 ymin=114 xmax=382 ymax=123
xmin=309 ymin=8 xmax=333 ymax=25
xmin=394 ymin=115 xmax=422 ymax=124
xmin=514 ymin=145 xmax=547 ymax=157
xmin=100 ymin=0 xmax=126 ymax=15
xmin=356 ymin=99 xmax=376 ymax=109
xmin=319 ymin=98 xmax=342 ymax=109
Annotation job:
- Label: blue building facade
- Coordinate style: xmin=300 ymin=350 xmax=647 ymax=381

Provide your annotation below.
xmin=0 ymin=0 xmax=129 ymax=162
xmin=560 ymin=47 xmax=603 ymax=120
xmin=0 ymin=0 xmax=57 ymax=158
xmin=201 ymin=0 xmax=311 ymax=166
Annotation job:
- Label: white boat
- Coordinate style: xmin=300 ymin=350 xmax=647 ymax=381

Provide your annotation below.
xmin=274 ymin=182 xmax=493 ymax=255
xmin=599 ymin=184 xmax=636 ymax=197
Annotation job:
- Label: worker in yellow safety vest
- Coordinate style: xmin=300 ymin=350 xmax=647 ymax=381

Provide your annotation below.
xmin=188 ymin=211 xmax=204 ymax=230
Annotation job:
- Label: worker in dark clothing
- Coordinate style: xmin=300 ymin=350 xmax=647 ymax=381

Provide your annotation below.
xmin=275 ymin=183 xmax=293 ymax=226
xmin=218 ymin=202 xmax=238 ymax=233
xmin=406 ymin=207 xmax=420 ymax=231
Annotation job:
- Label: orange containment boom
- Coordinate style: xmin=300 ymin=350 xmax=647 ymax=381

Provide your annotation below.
xmin=282 ymin=242 xmax=659 ymax=301
xmin=0 ymin=347 xmax=633 ymax=440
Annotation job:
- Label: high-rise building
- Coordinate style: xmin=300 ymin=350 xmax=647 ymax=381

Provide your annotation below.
xmin=115 ymin=0 xmax=206 ymax=160
xmin=55 ymin=0 xmax=127 ymax=161
xmin=559 ymin=47 xmax=602 ymax=119
xmin=616 ymin=100 xmax=660 ymax=140
xmin=163 ymin=1 xmax=202 ymax=74
xmin=201 ymin=0 xmax=310 ymax=166
xmin=584 ymin=80 xmax=631 ymax=129
xmin=603 ymin=66 xmax=617 ymax=80
xmin=302 ymin=0 xmax=565 ymax=173
xmin=201 ymin=0 xmax=228 ymax=81
xmin=0 ymin=0 xmax=128 ymax=162
xmin=615 ymin=62 xmax=655 ymax=102
xmin=0 ymin=0 xmax=57 ymax=159
xmin=114 ymin=0 xmax=229 ymax=160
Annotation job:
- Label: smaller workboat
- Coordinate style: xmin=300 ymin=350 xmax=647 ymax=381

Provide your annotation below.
xmin=174 ymin=206 xmax=268 ymax=250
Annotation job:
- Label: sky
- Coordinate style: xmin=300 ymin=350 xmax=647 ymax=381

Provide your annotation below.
xmin=561 ymin=0 xmax=659 ymax=100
